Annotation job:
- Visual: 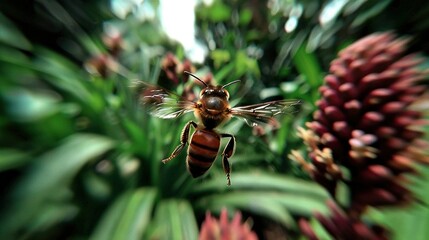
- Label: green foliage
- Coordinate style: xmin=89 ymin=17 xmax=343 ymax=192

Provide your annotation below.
xmin=0 ymin=134 xmax=114 ymax=237
xmin=0 ymin=13 xmax=32 ymax=50
xmin=364 ymin=165 xmax=429 ymax=240
xmin=192 ymin=172 xmax=330 ymax=227
xmin=147 ymin=200 xmax=199 ymax=240
xmin=91 ymin=188 xmax=157 ymax=240
xmin=198 ymin=1 xmax=232 ymax=22
xmin=1 ymin=0 xmax=429 ymax=239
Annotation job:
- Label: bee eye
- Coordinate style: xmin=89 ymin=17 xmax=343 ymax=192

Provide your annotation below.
xmin=200 ymin=89 xmax=210 ymax=97
xmin=225 ymin=91 xmax=230 ymax=99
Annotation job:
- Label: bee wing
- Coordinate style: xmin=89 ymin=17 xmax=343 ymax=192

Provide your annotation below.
xmin=141 ymin=86 xmax=196 ymax=119
xmin=230 ymin=99 xmax=302 ymax=126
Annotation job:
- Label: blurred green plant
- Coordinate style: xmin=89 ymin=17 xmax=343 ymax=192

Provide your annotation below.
xmin=1 ymin=0 xmax=428 ymax=239
xmin=0 ymin=1 xmax=325 ymax=239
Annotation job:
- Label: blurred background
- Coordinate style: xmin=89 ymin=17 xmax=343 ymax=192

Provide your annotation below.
xmin=0 ymin=0 xmax=428 ymax=239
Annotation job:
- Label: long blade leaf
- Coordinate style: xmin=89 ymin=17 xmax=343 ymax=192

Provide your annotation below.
xmin=0 ymin=134 xmax=114 ymax=237
xmin=90 ymin=188 xmax=157 ymax=240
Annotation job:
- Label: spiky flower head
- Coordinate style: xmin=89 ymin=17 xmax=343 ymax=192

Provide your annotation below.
xmin=160 ymin=52 xmax=196 ymax=85
xmin=199 ymin=208 xmax=258 ymax=240
xmin=290 ymin=32 xmax=428 ymax=215
xmin=102 ymin=28 xmax=124 ymax=57
xmin=299 ymin=201 xmax=388 ymax=240
xmin=84 ymin=54 xmax=117 ymax=78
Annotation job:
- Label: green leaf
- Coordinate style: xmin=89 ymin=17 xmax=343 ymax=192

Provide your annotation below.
xmin=192 ymin=172 xmax=330 ymax=227
xmin=33 ymin=48 xmax=88 ymax=91
xmin=25 ymin=192 xmax=79 ymax=236
xmin=366 ymin=205 xmax=429 ymax=240
xmin=230 ymin=152 xmax=268 ymax=165
xmin=33 ymin=48 xmax=106 ymax=113
xmin=37 ymin=0 xmax=101 ymax=54
xmin=239 ymin=9 xmax=253 ymax=26
xmin=208 ymin=2 xmax=232 ymax=22
xmin=121 ymin=117 xmax=147 ymax=150
xmin=351 ymin=0 xmax=393 ymax=28
xmin=19 ymin=134 xmax=114 ymax=194
xmin=0 ymin=134 xmax=115 ymax=237
xmin=207 ymin=196 xmax=295 ymax=227
xmin=214 ymin=61 xmax=235 ymax=82
xmin=365 ymin=165 xmax=429 ymax=240
xmin=0 ymin=45 xmax=32 ymax=67
xmin=410 ymin=165 xmax=429 ymax=205
xmin=179 ymin=201 xmax=200 ymax=240
xmin=191 ymin=172 xmax=330 ymax=199
xmin=196 ymin=191 xmax=329 ymax=227
xmin=210 ymin=50 xmax=231 ymax=69
xmin=3 ymin=88 xmax=60 ymax=122
xmin=148 ymin=200 xmax=198 ymax=240
xmin=292 ymin=44 xmax=323 ymax=90
xmin=90 ymin=188 xmax=157 ymax=240
xmin=235 ymin=51 xmax=260 ymax=78
xmin=0 ymin=13 xmax=32 ymax=50
xmin=0 ymin=149 xmax=30 ymax=171
xmin=308 ymin=217 xmax=333 ymax=240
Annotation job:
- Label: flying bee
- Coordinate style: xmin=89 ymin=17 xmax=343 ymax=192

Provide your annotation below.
xmin=142 ymin=71 xmax=301 ymax=186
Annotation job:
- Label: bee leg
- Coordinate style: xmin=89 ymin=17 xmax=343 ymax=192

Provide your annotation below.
xmin=162 ymin=121 xmax=198 ymax=164
xmin=221 ymin=133 xmax=236 ymax=186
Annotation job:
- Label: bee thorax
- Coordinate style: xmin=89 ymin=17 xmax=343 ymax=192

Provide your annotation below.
xmin=205 ymin=97 xmax=225 ymax=110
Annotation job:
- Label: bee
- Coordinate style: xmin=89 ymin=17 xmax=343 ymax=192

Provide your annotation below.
xmin=142 ymin=71 xmax=301 ymax=186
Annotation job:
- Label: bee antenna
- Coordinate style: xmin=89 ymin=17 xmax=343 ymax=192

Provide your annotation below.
xmin=184 ymin=71 xmax=208 ymax=87
xmin=222 ymin=80 xmax=241 ymax=89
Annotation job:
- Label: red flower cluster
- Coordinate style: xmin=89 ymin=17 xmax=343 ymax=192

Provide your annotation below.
xmin=299 ymin=201 xmax=388 ymax=240
xmin=199 ymin=209 xmax=258 ymax=240
xmin=290 ymin=32 xmax=428 ymax=239
xmin=160 ymin=52 xmax=197 ymax=85
xmin=84 ymin=30 xmax=123 ymax=77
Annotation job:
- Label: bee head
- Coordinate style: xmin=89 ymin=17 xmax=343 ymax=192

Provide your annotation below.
xmin=199 ymin=86 xmax=230 ymax=100
xmin=184 ymin=71 xmax=240 ymax=100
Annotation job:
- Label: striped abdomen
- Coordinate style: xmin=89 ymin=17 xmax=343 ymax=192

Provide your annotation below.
xmin=187 ymin=129 xmax=220 ymax=178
